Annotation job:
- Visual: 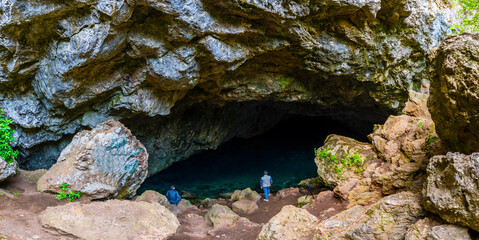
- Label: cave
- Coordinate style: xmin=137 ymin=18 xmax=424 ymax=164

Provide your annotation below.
xmin=134 ymin=101 xmax=380 ymax=199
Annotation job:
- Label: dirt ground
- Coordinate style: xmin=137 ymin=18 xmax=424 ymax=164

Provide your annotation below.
xmin=0 ymin=172 xmax=347 ymax=240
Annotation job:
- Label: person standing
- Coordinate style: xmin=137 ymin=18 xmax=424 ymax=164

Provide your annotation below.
xmin=166 ymin=185 xmax=181 ymax=205
xmin=260 ymin=171 xmax=272 ymax=201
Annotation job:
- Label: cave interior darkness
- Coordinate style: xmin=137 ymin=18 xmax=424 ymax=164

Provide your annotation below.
xmin=138 ymin=102 xmax=381 ymax=199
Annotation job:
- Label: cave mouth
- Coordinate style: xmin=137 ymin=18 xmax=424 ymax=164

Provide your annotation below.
xmin=137 ymin=113 xmax=371 ymax=199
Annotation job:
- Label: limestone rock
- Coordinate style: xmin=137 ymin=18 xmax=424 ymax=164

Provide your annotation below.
xmin=404 ymin=217 xmax=441 ymax=240
xmin=178 ymin=199 xmax=198 ymax=212
xmin=39 ymin=200 xmax=179 ymax=240
xmin=20 ymin=169 xmax=47 ymax=183
xmin=427 ymin=225 xmax=472 ymax=240
xmin=0 ymin=159 xmax=18 ymax=182
xmin=315 ymin=134 xmax=382 ymax=206
xmin=257 ymin=205 xmax=319 ymax=240
xmin=37 ymin=120 xmax=148 ymax=199
xmin=369 ymin=91 xmax=443 ymax=194
xmin=405 ymin=218 xmax=472 ymax=240
xmin=423 ymin=152 xmax=479 ymax=231
xmin=200 ymin=198 xmax=218 ymax=208
xmin=429 ymin=33 xmax=479 ymax=153
xmin=277 ymin=187 xmax=300 ymax=199
xmin=317 ymin=191 xmax=425 ymax=239
xmin=297 ymin=177 xmax=323 ymax=189
xmin=135 ymin=190 xmax=169 ymax=207
xmin=232 ymin=200 xmax=259 ymax=214
xmin=231 ymin=188 xmax=261 ymax=202
xmin=204 ymin=204 xmax=240 ymax=228
xmin=297 ymin=195 xmax=313 ymax=208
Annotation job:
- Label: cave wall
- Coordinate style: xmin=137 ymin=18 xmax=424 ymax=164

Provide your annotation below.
xmin=0 ymin=0 xmax=453 ymax=172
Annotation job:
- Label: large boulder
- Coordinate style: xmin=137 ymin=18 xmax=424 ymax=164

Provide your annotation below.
xmin=232 ymin=200 xmax=259 ymax=214
xmin=257 ymin=205 xmax=319 ymax=240
xmin=231 ymin=188 xmax=261 ymax=202
xmin=316 ymin=191 xmax=425 ymax=239
xmin=204 ymin=204 xmax=240 ymax=228
xmin=429 ymin=33 xmax=479 ymax=153
xmin=423 ymin=152 xmax=479 ymax=231
xmin=315 ymin=134 xmax=382 ymax=206
xmin=0 ymin=159 xmax=18 ymax=182
xmin=39 ymin=200 xmax=179 ymax=240
xmin=369 ymin=91 xmax=443 ymax=194
xmin=37 ymin=120 xmax=148 ymax=199
xmin=135 ymin=190 xmax=169 ymax=207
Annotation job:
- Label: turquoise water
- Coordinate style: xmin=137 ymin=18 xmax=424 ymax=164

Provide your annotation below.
xmin=138 ymin=115 xmax=367 ymax=199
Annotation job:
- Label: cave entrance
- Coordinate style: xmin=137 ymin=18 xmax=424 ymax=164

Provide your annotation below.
xmin=137 ymin=113 xmax=371 ymax=199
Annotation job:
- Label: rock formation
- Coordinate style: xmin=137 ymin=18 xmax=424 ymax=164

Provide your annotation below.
xmin=135 ymin=190 xmax=170 ymax=206
xmin=232 ymin=199 xmax=259 ymax=214
xmin=39 ymin=200 xmax=179 ymax=240
xmin=429 ymin=33 xmax=479 ymax=154
xmin=369 ymin=91 xmax=443 ymax=194
xmin=0 ymin=0 xmax=453 ymax=174
xmin=314 ymin=91 xmax=443 ymax=206
xmin=231 ymin=187 xmax=261 ymax=202
xmin=317 ymin=191 xmax=424 ymax=239
xmin=257 ymin=205 xmax=319 ymax=240
xmin=423 ymin=152 xmax=479 ymax=231
xmin=37 ymin=120 xmax=148 ymax=199
xmin=404 ymin=218 xmax=472 ymax=240
xmin=204 ymin=204 xmax=240 ymax=228
xmin=0 ymin=159 xmax=18 ymax=182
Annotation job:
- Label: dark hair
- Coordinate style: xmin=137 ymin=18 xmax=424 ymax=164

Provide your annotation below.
xmin=170 ymin=185 xmax=175 ymax=189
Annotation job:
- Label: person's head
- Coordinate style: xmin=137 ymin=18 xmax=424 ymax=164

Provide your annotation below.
xmin=264 ymin=171 xmax=268 ymax=175
xmin=170 ymin=185 xmax=175 ymax=190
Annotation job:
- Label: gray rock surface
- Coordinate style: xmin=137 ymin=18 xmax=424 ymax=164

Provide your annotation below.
xmin=427 ymin=225 xmax=472 ymax=240
xmin=0 ymin=0 xmax=453 ymax=173
xmin=423 ymin=152 xmax=479 ymax=231
xmin=37 ymin=120 xmax=148 ymax=199
xmin=0 ymin=159 xmax=18 ymax=182
xmin=39 ymin=200 xmax=179 ymax=240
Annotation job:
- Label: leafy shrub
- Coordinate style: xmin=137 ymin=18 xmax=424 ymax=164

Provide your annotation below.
xmin=0 ymin=109 xmax=18 ymax=164
xmin=449 ymin=0 xmax=479 ymax=34
xmin=56 ymin=183 xmax=82 ymax=202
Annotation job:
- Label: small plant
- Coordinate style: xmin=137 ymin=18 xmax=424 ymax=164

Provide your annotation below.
xmin=0 ymin=109 xmax=18 ymax=164
xmin=56 ymin=183 xmax=81 ymax=202
xmin=315 ymin=147 xmax=365 ymax=179
xmin=417 ymin=120 xmax=423 ymax=128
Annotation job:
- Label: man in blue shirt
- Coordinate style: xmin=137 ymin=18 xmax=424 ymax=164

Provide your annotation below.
xmin=166 ymin=185 xmax=181 ymax=205
xmin=260 ymin=171 xmax=273 ymax=201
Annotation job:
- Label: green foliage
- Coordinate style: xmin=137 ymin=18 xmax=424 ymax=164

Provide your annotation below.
xmin=0 ymin=109 xmax=18 ymax=164
xmin=56 ymin=183 xmax=81 ymax=202
xmin=315 ymin=147 xmax=365 ymax=179
xmin=417 ymin=120 xmax=423 ymax=128
xmin=425 ymin=135 xmax=439 ymax=145
xmin=449 ymin=0 xmax=479 ymax=34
